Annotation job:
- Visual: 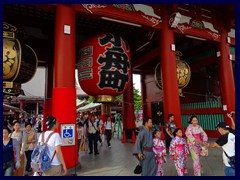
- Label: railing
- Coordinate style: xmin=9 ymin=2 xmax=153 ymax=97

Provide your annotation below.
xmin=181 ymin=114 xmax=224 ymax=130
xmin=181 ymin=100 xmax=222 ymax=110
xmin=181 ymin=101 xmax=224 ymax=130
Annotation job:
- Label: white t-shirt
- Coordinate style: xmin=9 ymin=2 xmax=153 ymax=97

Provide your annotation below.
xmin=104 ymin=121 xmax=113 ymax=130
xmin=38 ymin=130 xmax=62 ymax=166
xmin=216 ymin=132 xmax=235 ymax=167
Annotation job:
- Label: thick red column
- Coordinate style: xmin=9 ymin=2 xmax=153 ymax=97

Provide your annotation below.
xmin=160 ymin=9 xmax=181 ymax=128
xmin=122 ymin=74 xmax=136 ymax=141
xmin=52 ymin=5 xmax=77 ymax=169
xmin=140 ymin=74 xmax=147 ymax=120
xmin=218 ymin=27 xmax=235 ymax=124
xmin=20 ymin=101 xmax=24 ymax=110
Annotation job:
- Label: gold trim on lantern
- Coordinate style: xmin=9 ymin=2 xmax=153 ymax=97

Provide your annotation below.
xmin=3 ymin=81 xmax=21 ymax=90
xmin=3 ymin=31 xmax=15 ymax=38
xmin=179 ymin=89 xmax=185 ymax=97
xmin=95 ymin=95 xmax=114 ymax=103
xmin=3 ymin=22 xmax=17 ymax=38
xmin=154 ymin=63 xmax=162 ymax=89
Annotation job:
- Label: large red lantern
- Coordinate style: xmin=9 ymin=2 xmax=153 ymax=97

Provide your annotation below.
xmin=78 ymin=33 xmax=131 ymax=102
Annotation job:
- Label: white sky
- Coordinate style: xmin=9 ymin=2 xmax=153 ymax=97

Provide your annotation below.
xmin=22 ymin=67 xmax=46 ymax=97
xmin=133 ymin=74 xmax=141 ymax=93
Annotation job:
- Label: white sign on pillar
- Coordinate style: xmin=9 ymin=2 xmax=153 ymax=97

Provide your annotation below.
xmin=64 ymin=25 xmax=71 ymax=34
xmin=223 ymin=105 xmax=227 ymax=111
xmin=60 ymin=124 xmax=75 ymax=146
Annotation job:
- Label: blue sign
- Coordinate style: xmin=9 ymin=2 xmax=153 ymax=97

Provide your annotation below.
xmin=63 ymin=128 xmax=73 ymax=138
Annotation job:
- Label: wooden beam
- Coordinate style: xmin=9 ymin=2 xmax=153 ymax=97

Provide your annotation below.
xmin=133 ymin=48 xmax=159 ymax=69
xmin=190 ymin=56 xmax=217 ymax=69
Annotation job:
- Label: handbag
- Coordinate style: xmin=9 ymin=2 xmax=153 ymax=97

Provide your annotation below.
xmin=224 ymin=151 xmax=235 ymax=169
xmin=81 ymin=142 xmax=85 ymax=152
xmin=91 ymin=121 xmax=102 ymax=142
xmin=134 ymin=164 xmax=142 ymax=174
xmin=200 ymin=146 xmax=208 ymax=156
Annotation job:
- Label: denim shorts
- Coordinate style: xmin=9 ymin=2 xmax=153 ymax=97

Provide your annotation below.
xmin=224 ymin=166 xmax=235 ymax=176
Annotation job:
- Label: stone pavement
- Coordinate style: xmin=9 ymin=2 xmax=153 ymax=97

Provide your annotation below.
xmin=68 ymin=136 xmax=225 ymax=176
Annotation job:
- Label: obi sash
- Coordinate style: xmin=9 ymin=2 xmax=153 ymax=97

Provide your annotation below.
xmin=193 ymin=133 xmax=201 ymax=140
xmin=154 ymin=146 xmax=164 ymax=152
xmin=176 ymin=144 xmax=184 ymax=153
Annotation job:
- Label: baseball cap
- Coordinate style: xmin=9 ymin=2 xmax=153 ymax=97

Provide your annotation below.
xmin=215 ymin=122 xmax=230 ymax=128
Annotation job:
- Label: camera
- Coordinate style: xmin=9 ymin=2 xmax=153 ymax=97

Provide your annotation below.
xmin=227 ymin=113 xmax=232 ymax=118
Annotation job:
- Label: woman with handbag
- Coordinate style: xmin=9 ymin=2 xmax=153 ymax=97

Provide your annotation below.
xmin=185 ymin=115 xmax=208 ymax=176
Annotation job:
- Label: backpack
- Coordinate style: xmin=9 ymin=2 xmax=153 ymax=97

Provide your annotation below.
xmin=31 ymin=131 xmax=56 ymax=174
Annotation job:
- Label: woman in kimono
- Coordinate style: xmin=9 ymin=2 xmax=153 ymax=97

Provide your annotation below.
xmin=153 ymin=130 xmax=166 ymax=176
xmin=169 ymin=128 xmax=189 ymax=176
xmin=134 ymin=117 xmax=156 ymax=176
xmin=185 ymin=115 xmax=208 ymax=176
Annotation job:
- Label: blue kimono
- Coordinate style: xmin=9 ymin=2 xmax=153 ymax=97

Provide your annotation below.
xmin=134 ymin=126 xmax=156 ymax=176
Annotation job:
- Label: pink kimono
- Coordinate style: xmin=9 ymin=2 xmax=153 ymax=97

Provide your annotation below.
xmin=169 ymin=136 xmax=189 ymax=176
xmin=185 ymin=124 xmax=208 ymax=176
xmin=153 ymin=138 xmax=166 ymax=176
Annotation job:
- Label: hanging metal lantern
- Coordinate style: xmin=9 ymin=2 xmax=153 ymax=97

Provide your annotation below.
xmin=3 ymin=22 xmax=38 ymax=96
xmin=154 ymin=51 xmax=191 ymax=97
xmin=78 ymin=33 xmax=131 ymax=102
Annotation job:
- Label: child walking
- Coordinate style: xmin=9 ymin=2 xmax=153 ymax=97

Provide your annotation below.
xmin=153 ymin=130 xmax=167 ymax=176
xmin=169 ymin=128 xmax=189 ymax=176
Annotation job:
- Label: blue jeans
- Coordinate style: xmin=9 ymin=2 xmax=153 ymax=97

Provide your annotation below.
xmin=224 ymin=166 xmax=235 ymax=176
xmin=3 ymin=160 xmax=14 ymax=176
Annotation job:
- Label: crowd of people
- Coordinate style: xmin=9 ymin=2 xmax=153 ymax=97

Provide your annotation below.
xmin=3 ymin=112 xmax=116 ymax=176
xmin=134 ymin=112 xmax=235 ymax=176
xmin=3 ymin=111 xmax=235 ymax=176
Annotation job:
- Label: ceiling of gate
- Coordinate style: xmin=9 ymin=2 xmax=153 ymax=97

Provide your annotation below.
xmin=3 ymin=4 xmax=234 ymax=74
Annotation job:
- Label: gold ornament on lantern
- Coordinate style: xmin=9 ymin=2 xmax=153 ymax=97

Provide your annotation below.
xmin=154 ymin=51 xmax=191 ymax=97
xmin=3 ymin=22 xmax=38 ymax=96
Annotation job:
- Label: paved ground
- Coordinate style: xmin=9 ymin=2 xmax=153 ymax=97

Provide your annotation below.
xmin=69 ymin=135 xmax=226 ymax=176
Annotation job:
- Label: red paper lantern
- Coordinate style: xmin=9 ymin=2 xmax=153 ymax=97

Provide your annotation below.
xmin=78 ymin=33 xmax=131 ymax=102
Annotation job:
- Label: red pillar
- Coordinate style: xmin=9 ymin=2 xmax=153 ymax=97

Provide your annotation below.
xmin=140 ymin=74 xmax=147 ymax=120
xmin=52 ymin=5 xmax=77 ymax=169
xmin=20 ymin=101 xmax=24 ymax=111
xmin=101 ymin=103 xmax=109 ymax=122
xmin=218 ymin=27 xmax=235 ymax=124
xmin=160 ymin=9 xmax=181 ymax=128
xmin=122 ymin=74 xmax=136 ymax=142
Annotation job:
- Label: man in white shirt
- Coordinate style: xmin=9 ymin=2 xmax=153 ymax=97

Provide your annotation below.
xmin=104 ymin=116 xmax=114 ymax=147
xmin=38 ymin=116 xmax=67 ymax=176
xmin=86 ymin=115 xmax=100 ymax=155
xmin=207 ymin=122 xmax=235 ymax=176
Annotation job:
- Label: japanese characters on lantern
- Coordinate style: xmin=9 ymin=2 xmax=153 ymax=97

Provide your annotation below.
xmin=78 ymin=33 xmax=131 ymax=102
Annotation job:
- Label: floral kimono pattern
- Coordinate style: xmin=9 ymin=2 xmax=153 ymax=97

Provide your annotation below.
xmin=169 ymin=136 xmax=189 ymax=176
xmin=185 ymin=124 xmax=208 ymax=176
xmin=153 ymin=138 xmax=166 ymax=176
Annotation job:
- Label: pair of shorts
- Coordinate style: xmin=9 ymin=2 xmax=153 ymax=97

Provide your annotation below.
xmin=42 ymin=165 xmax=63 ymax=176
